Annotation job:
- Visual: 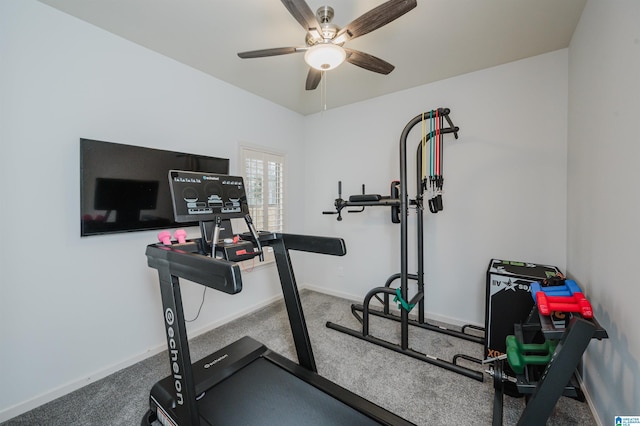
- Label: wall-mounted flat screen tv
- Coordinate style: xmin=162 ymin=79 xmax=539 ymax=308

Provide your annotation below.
xmin=80 ymin=139 xmax=229 ymax=236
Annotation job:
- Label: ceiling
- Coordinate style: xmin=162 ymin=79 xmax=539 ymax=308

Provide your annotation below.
xmin=37 ymin=0 xmax=586 ymax=115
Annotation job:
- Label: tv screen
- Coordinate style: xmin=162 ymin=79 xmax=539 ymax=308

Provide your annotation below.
xmin=80 ymin=139 xmax=229 ymax=236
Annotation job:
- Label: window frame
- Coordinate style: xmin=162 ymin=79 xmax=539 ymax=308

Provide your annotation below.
xmin=238 ymin=145 xmax=286 ymax=267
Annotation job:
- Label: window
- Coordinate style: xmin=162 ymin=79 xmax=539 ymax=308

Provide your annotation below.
xmin=240 ymin=147 xmax=285 ymax=233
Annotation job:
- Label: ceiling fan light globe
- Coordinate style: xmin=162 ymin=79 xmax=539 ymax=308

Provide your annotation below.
xmin=304 ymin=44 xmax=346 ymax=71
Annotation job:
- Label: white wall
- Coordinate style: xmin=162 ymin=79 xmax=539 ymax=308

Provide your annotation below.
xmin=7 ymin=0 xmax=633 ymax=424
xmin=567 ymin=1 xmax=640 ymax=422
xmin=301 ymin=50 xmax=569 ymax=326
xmin=0 ymin=1 xmax=305 ymax=419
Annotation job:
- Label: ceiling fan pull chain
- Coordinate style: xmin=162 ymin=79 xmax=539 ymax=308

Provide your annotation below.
xmin=322 ymin=70 xmax=327 ymax=111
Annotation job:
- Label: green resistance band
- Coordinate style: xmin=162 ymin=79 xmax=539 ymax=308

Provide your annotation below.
xmin=394 ymin=287 xmax=415 ymax=312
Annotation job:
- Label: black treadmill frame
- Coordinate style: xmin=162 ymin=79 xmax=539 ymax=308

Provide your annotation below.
xmin=145 ymin=232 xmax=414 ymax=425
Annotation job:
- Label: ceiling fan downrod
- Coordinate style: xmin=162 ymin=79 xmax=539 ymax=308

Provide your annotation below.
xmin=317 ymin=6 xmax=334 ymax=23
xmin=314 ymin=6 xmax=338 ymax=42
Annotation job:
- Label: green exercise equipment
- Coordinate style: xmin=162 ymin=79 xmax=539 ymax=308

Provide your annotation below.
xmin=393 ymin=287 xmax=415 ymax=312
xmin=505 ymin=335 xmax=558 ymax=374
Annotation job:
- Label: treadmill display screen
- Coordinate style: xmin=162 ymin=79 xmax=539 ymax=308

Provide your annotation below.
xmin=168 ymin=170 xmax=249 ymax=223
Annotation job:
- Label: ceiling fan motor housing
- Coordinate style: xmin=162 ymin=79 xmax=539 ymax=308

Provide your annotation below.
xmin=305 ymin=6 xmax=338 ymax=45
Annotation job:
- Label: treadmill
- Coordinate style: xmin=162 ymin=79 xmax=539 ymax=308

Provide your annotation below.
xmin=142 ymin=170 xmax=414 ymax=426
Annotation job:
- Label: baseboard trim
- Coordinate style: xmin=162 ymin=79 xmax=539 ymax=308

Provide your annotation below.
xmin=302 ymin=283 xmax=363 ymax=303
xmin=0 ymin=294 xmax=282 ymax=423
xmin=575 ymin=370 xmax=602 ymax=426
xmin=302 ymin=283 xmax=484 ymax=329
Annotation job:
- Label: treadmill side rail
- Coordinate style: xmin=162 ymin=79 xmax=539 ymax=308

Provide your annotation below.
xmin=146 ymin=242 xmax=242 ymax=294
xmin=271 ymin=237 xmax=317 ymax=373
xmin=280 ymin=233 xmax=347 ymax=256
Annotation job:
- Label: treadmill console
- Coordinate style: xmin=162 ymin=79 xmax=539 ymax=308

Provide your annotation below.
xmin=168 ymin=170 xmax=249 ymax=223
xmin=168 ymin=170 xmax=261 ymax=261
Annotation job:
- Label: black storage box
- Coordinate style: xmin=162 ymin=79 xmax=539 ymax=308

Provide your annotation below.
xmin=484 ymin=259 xmax=562 ymax=361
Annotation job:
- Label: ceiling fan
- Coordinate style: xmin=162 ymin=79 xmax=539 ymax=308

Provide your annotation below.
xmin=237 ymin=0 xmax=417 ymax=90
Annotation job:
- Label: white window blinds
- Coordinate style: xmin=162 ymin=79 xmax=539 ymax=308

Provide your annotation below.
xmin=240 ymin=147 xmax=285 ymax=233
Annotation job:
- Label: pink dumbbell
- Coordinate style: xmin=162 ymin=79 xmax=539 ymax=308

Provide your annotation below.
xmin=174 ymin=229 xmax=187 ymax=244
xmin=157 ymin=230 xmax=172 ymax=245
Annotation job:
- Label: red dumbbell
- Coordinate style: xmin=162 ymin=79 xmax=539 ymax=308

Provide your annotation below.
xmin=536 ymin=292 xmax=593 ymax=318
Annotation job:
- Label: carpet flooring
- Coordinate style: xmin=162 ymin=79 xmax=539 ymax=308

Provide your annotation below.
xmin=2 ymin=290 xmax=596 ymax=425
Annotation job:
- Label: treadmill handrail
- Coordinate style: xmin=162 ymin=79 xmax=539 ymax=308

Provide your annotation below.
xmin=146 ymin=242 xmax=242 ymax=294
xmin=280 ymin=233 xmax=347 ymax=256
xmin=241 ymin=232 xmax=348 ymax=257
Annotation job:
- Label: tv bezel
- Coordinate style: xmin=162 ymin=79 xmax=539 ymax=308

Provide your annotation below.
xmin=80 ymin=138 xmax=230 ymax=237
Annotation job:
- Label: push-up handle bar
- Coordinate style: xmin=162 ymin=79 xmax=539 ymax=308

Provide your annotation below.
xmin=323 ymin=108 xmax=458 ymax=221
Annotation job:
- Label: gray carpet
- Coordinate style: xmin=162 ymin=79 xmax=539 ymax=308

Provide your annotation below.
xmin=2 ymin=290 xmax=596 ymax=425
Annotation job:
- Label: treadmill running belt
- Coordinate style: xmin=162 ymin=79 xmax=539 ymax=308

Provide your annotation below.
xmin=198 ymin=357 xmax=379 ymax=425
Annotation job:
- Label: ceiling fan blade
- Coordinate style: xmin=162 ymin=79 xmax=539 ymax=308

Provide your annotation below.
xmin=237 ymin=47 xmax=303 ymax=59
xmin=305 ymin=68 xmax=322 ymax=90
xmin=335 ymin=0 xmax=417 ymax=43
xmin=280 ymin=0 xmax=322 ymax=37
xmin=345 ymin=48 xmax=395 ymax=75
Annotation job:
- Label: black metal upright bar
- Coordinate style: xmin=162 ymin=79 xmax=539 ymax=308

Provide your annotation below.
xmin=243 ymin=232 xmax=347 ymax=373
xmin=416 ymin=142 xmax=426 ymax=324
xmin=398 ymin=109 xmax=458 ymax=350
xmin=154 ymin=261 xmax=202 ymax=425
xmin=271 ymin=236 xmax=317 ymax=372
xmin=398 ymin=115 xmax=417 ymax=350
